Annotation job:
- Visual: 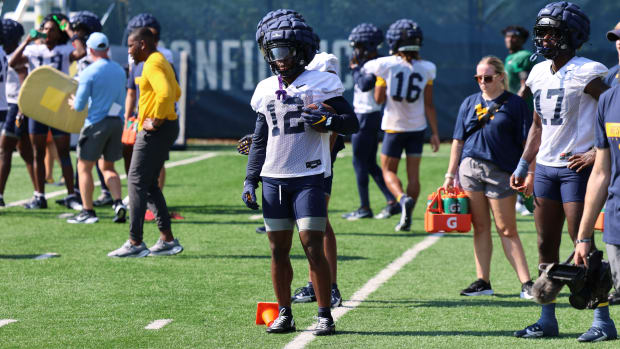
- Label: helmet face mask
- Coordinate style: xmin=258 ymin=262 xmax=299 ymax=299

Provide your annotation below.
xmin=534 ymin=17 xmax=569 ymax=59
xmin=262 ymin=40 xmax=304 ymax=78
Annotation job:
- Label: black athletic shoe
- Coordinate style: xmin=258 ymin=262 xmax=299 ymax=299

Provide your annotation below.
xmin=291 ymin=283 xmax=316 ymax=303
xmin=394 ymin=196 xmax=414 ymax=231
xmin=460 ymin=279 xmax=494 ymax=296
xmin=374 ymin=203 xmax=400 ymax=219
xmin=113 ymin=203 xmax=127 ymax=223
xmin=342 ymin=207 xmax=373 ymax=221
xmin=313 ymin=316 xmax=335 ymax=336
xmin=256 ymin=226 xmax=266 ymax=234
xmin=609 ymin=291 xmax=620 ymax=305
xmin=266 ymin=309 xmax=296 ymax=334
xmin=93 ymin=192 xmax=113 ymax=206
xmin=331 ymin=287 xmax=342 ymax=307
xmin=24 ymin=196 xmax=47 ymax=209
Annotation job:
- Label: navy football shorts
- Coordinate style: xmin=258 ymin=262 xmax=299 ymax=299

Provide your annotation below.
xmin=534 ymin=163 xmax=591 ymax=203
xmin=381 ymin=130 xmax=425 ymax=158
xmin=28 ymin=118 xmax=68 ymax=137
xmin=262 ymin=174 xmax=327 ymax=232
xmin=1 ymin=104 xmax=26 ymax=138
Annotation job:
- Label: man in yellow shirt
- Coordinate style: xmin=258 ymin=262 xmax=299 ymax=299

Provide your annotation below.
xmin=108 ymin=27 xmax=182 ymax=258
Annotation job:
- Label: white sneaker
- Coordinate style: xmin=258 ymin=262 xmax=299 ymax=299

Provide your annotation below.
xmin=149 ymin=238 xmax=184 ymax=256
xmin=107 ymin=240 xmax=150 ymax=258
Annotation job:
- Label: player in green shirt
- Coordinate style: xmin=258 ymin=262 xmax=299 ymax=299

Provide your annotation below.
xmin=503 ymin=26 xmax=535 ymax=109
xmin=503 ymin=26 xmax=535 ymax=216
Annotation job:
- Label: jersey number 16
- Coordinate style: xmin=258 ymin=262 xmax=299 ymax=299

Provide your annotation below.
xmin=391 ymin=71 xmax=423 ymax=103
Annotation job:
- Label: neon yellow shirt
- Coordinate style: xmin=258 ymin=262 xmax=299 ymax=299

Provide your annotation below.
xmin=137 ymin=52 xmax=180 ymax=130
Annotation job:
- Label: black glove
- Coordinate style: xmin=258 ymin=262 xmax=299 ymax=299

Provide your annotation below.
xmin=242 ymin=181 xmax=259 ymax=210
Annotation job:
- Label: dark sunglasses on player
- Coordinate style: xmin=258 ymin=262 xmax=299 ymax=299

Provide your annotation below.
xmin=474 ymin=74 xmax=499 ymax=83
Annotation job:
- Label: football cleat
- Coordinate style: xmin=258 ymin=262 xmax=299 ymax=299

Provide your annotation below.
xmin=578 ymin=326 xmax=617 ymax=342
xmin=342 ymin=207 xmax=373 ymax=221
xmin=514 ymin=322 xmax=559 ymax=338
xmin=291 ymin=283 xmax=316 ymax=303
xmin=394 ymin=196 xmax=414 ymax=231
xmin=256 ymin=226 xmax=266 ymax=234
xmin=24 ymin=196 xmax=47 ymax=209
xmin=266 ymin=308 xmax=296 ymax=334
xmin=313 ymin=316 xmax=335 ymax=336
xmin=374 ymin=203 xmax=400 ymax=219
xmin=113 ymin=203 xmax=127 ymax=223
xmin=331 ymin=286 xmax=342 ymax=308
xmin=93 ymin=191 xmax=113 ymax=206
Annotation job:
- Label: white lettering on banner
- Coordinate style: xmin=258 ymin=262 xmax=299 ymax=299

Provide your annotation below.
xmin=222 ymin=40 xmax=240 ymax=91
xmin=447 ymin=216 xmax=457 ymax=230
xmin=172 ymin=39 xmax=355 ymax=92
xmin=170 ymin=40 xmax=192 ymax=56
xmin=332 ymin=39 xmax=353 ymax=90
xmin=242 ymin=40 xmax=255 ymax=90
xmin=195 ymin=40 xmax=218 ymax=90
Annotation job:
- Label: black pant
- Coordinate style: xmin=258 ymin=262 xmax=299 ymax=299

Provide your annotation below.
xmin=128 ymin=119 xmax=179 ymax=241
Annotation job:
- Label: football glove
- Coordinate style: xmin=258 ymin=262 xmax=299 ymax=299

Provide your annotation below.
xmin=301 ymin=104 xmax=336 ymax=129
xmin=242 ymin=181 xmax=259 ymax=210
xmin=237 ymin=134 xmax=253 ymax=156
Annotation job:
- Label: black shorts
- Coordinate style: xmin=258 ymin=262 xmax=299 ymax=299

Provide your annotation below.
xmin=1 ymin=104 xmax=26 ymax=138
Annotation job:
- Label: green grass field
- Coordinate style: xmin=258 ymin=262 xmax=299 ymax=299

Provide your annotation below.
xmin=0 ymin=144 xmax=618 ymax=348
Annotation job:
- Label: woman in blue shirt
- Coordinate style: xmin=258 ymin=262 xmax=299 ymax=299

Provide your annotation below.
xmin=443 ymin=56 xmax=533 ymax=299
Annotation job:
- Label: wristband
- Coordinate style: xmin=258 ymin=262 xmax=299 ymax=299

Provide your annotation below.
xmin=444 ymin=173 xmax=455 ymax=179
xmin=512 ymin=158 xmax=529 ymax=179
xmin=575 ymin=238 xmax=592 ymax=244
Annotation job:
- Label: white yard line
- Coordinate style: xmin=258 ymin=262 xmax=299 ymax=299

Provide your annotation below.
xmin=0 ymin=319 xmax=17 ymax=328
xmin=33 ymin=253 xmax=60 ymax=260
xmin=3 ymin=152 xmax=218 ymax=208
xmin=144 ymin=319 xmax=173 ymax=330
xmin=249 ymin=214 xmax=263 ymax=220
xmin=284 ymin=233 xmax=443 ymax=349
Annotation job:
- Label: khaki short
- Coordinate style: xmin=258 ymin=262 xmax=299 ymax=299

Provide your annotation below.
xmin=458 ymin=157 xmax=515 ymax=199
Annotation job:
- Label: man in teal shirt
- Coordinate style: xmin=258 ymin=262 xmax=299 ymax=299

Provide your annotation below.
xmin=502 ymin=26 xmax=535 ymax=111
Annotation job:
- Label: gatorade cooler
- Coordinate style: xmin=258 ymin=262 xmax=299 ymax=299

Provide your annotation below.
xmin=594 ymin=209 xmax=604 ymax=231
xmin=424 ymin=187 xmax=471 ymax=233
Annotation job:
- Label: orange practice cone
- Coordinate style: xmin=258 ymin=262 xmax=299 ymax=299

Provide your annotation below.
xmin=255 ymin=302 xmax=279 ymax=326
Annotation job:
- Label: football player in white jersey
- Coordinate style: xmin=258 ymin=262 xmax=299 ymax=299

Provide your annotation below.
xmin=243 ymin=14 xmax=358 ymax=336
xmin=254 ymin=10 xmax=345 ymax=309
xmin=511 ymin=2 xmax=615 ymax=342
xmin=0 ymin=19 xmax=34 ymax=207
xmin=363 ymin=19 xmax=440 ymax=232
xmin=343 ymin=23 xmax=399 ymax=221
xmin=9 ymin=13 xmax=86 ymax=210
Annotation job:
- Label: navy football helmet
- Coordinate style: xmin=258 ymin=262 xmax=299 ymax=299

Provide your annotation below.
xmin=255 ymin=9 xmax=304 ymax=48
xmin=257 ymin=13 xmax=316 ymax=78
xmin=349 ymin=23 xmax=383 ymax=62
xmin=127 ymin=13 xmax=161 ymax=40
xmin=1 ymin=19 xmax=23 ymax=49
xmin=70 ymin=11 xmax=102 ymax=37
xmin=533 ymin=1 xmax=589 ymax=59
xmin=386 ymin=19 xmax=423 ymax=55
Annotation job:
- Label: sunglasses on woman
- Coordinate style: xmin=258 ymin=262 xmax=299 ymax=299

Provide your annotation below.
xmin=474 ymin=74 xmax=499 ymax=83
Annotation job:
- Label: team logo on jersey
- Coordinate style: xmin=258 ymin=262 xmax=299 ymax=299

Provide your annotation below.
xmin=306 ymin=159 xmax=322 ymax=168
xmin=606 ymin=123 xmax=620 ymax=138
xmin=475 ymin=103 xmax=494 ymax=121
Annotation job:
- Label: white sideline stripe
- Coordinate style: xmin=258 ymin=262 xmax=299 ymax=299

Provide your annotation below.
xmin=3 ymin=152 xmax=218 ymax=208
xmin=284 ymin=233 xmax=443 ymax=349
xmin=145 ymin=319 xmax=173 ymax=330
xmin=0 ymin=319 xmax=17 ymax=328
xmin=33 ymin=252 xmax=60 ymax=260
xmin=249 ymin=214 xmax=263 ymax=220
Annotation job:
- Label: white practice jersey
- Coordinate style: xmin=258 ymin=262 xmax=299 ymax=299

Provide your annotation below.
xmin=353 ymin=60 xmax=382 ymax=114
xmin=306 ymin=52 xmax=340 ymax=75
xmin=363 ymin=56 xmax=435 ymax=132
xmin=526 ymin=56 xmax=607 ymax=167
xmin=0 ymin=47 xmax=9 ymax=110
xmin=251 ymin=69 xmax=344 ymax=178
xmin=23 ymin=43 xmax=74 ymax=74
xmin=6 ymin=52 xmax=24 ymax=105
